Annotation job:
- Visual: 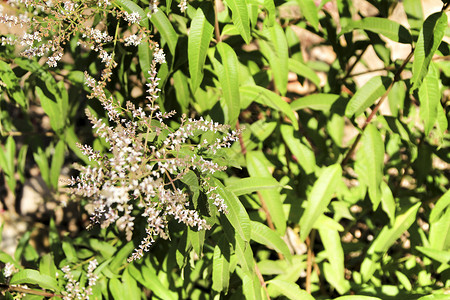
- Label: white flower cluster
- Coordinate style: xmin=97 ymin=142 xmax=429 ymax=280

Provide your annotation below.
xmin=61 ymin=260 xmax=98 ymax=300
xmin=3 ymin=262 xmax=17 ymax=278
xmin=124 ymin=34 xmax=142 ymax=47
xmin=123 ymin=11 xmax=141 ymax=24
xmin=71 ymin=46 xmax=241 ymax=262
xmin=178 ymin=0 xmax=188 ymax=12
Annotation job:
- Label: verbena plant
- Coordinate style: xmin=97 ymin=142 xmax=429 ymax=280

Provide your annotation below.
xmin=0 ymin=0 xmax=449 ymax=299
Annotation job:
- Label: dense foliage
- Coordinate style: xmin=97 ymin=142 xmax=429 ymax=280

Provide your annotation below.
xmin=0 ymin=0 xmax=449 ymax=299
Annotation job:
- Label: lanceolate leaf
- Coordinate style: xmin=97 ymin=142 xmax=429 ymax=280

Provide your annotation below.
xmin=355 ymin=124 xmax=384 ymax=210
xmin=213 ymin=42 xmax=240 ymax=126
xmin=416 ymin=246 xmax=450 ymax=264
xmin=280 ymin=124 xmax=316 ymax=174
xmin=429 ymin=206 xmax=450 ymax=251
xmin=36 ymin=86 xmax=66 ymax=132
xmin=247 ymin=151 xmax=287 ymax=235
xmin=360 ymin=202 xmax=421 ymax=282
xmin=296 ymin=0 xmax=319 ymax=31
xmin=299 ymin=164 xmax=342 ymax=241
xmin=411 ymin=12 xmax=448 ymax=92
xmin=288 ymin=59 xmax=321 ymax=87
xmin=227 ymin=177 xmax=287 ymax=196
xmin=151 ymin=10 xmax=178 ymax=55
xmin=430 ymin=189 xmax=450 ymax=223
xmin=214 ymin=178 xmax=251 ymax=242
xmin=380 ymin=181 xmax=396 ymax=226
xmin=418 ymin=62 xmax=440 ymax=136
xmin=259 ymin=24 xmax=289 ymax=96
xmin=50 ymin=140 xmax=65 ymax=190
xmin=224 ymin=0 xmax=251 ymax=44
xmin=403 ymin=0 xmax=424 ymax=30
xmin=268 ymin=279 xmax=314 ymax=300
xmin=10 ymin=269 xmax=60 ymax=292
xmin=250 ymin=221 xmax=291 ymax=261
xmin=212 ymin=237 xmax=230 ymax=293
xmin=188 ymin=4 xmax=214 ymax=93
xmin=240 ymin=85 xmax=298 ymax=130
xmin=263 ymin=0 xmax=276 ymax=27
xmin=341 ymin=18 xmax=412 ymax=43
xmin=345 ymin=76 xmax=392 ymax=117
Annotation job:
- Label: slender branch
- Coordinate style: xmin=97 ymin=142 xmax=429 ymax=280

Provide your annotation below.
xmin=254 ymin=263 xmax=271 ymax=300
xmin=236 ymin=120 xmax=247 ymax=155
xmin=0 ymin=284 xmax=61 ymax=298
xmin=214 ymin=0 xmax=221 ymax=43
xmin=347 ymin=66 xmax=395 ymax=78
xmin=341 ymin=49 xmax=414 ymax=166
xmin=305 ymin=230 xmax=316 ymax=294
xmin=0 ymin=131 xmax=55 ymax=137
xmin=342 ymin=45 xmax=368 ymax=81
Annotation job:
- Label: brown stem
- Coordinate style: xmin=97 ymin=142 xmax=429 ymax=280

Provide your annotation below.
xmin=347 ymin=66 xmax=395 ymax=78
xmin=342 ymin=45 xmax=368 ymax=81
xmin=0 ymin=284 xmax=61 ymax=298
xmin=214 ymin=0 xmax=221 ymax=43
xmin=254 ymin=263 xmax=271 ymax=300
xmin=0 ymin=131 xmax=55 ymax=137
xmin=341 ymin=49 xmax=414 ymax=166
xmin=305 ymin=230 xmax=316 ymax=294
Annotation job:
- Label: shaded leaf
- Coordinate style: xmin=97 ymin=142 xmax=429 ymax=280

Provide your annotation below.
xmin=151 ymin=10 xmax=178 ymax=55
xmin=418 ymin=62 xmax=440 ymax=136
xmin=291 ymin=94 xmax=340 ymax=111
xmin=341 ymin=17 xmax=412 ymax=43
xmin=10 ymin=269 xmax=60 ymax=292
xmin=224 ymin=0 xmax=251 ymax=43
xmin=288 ymin=59 xmax=320 ymax=87
xmin=280 ymin=124 xmax=316 ymax=174
xmin=227 ymin=177 xmax=288 ymax=196
xmin=250 ymin=221 xmax=291 ymax=261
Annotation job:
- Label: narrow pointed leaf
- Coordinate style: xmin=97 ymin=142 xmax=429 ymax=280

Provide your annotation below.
xmin=299 ymin=164 xmax=342 ymax=241
xmin=291 ymin=94 xmax=340 ymax=112
xmin=227 ymin=177 xmax=288 ymax=196
xmin=10 ymin=269 xmax=60 ymax=292
xmin=411 ymin=12 xmax=447 ymax=92
xmin=355 ymin=124 xmax=384 ymax=210
xmin=345 ymin=76 xmax=392 ymax=117
xmin=416 ymin=246 xmax=450 ymax=264
xmin=240 ymin=85 xmax=298 ymax=130
xmin=250 ymin=221 xmax=291 ymax=261
xmin=259 ymin=24 xmax=289 ymax=96
xmin=247 ymin=151 xmax=287 ymax=235
xmin=214 ymin=178 xmax=251 ymax=241
xmin=418 ymin=62 xmax=440 ymax=135
xmin=212 ymin=237 xmax=230 ymax=293
xmin=188 ymin=4 xmax=214 ymax=93
xmin=268 ymin=279 xmax=314 ymax=300
xmin=50 ymin=140 xmax=65 ymax=190
xmin=151 ymin=10 xmax=178 ymax=55
xmin=430 ymin=189 xmax=450 ymax=223
xmin=296 ymin=0 xmax=319 ymax=31
xmin=224 ymin=0 xmax=250 ymax=43
xmin=341 ymin=18 xmax=412 ymax=43
xmin=288 ymin=59 xmax=320 ymax=87
xmin=381 ymin=181 xmax=396 ymax=226
xmin=263 ymin=0 xmax=276 ymax=27
xmin=280 ymin=124 xmax=316 ymax=174
xmin=213 ymin=42 xmax=240 ymax=126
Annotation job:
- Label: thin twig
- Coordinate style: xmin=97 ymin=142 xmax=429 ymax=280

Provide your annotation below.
xmin=0 ymin=284 xmax=61 ymax=298
xmin=342 ymin=45 xmax=369 ymax=81
xmin=254 ymin=263 xmax=271 ymax=300
xmin=257 ymin=192 xmax=284 ymax=260
xmin=214 ymin=0 xmax=221 ymax=43
xmin=236 ymin=120 xmax=247 ymax=155
xmin=341 ymin=49 xmax=414 ymax=166
xmin=305 ymin=230 xmax=316 ymax=294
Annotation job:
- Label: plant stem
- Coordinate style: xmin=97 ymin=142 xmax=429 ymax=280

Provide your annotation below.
xmin=305 ymin=230 xmax=316 ymax=294
xmin=341 ymin=49 xmax=414 ymax=166
xmin=0 ymin=284 xmax=61 ymax=298
xmin=214 ymin=0 xmax=221 ymax=43
xmin=254 ymin=262 xmax=271 ymax=300
xmin=257 ymin=192 xmax=284 ymax=260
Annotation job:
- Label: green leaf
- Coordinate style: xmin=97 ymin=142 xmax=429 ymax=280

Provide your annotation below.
xmin=0 ymin=61 xmax=27 ymax=109
xmin=291 ymin=94 xmax=340 ymax=112
xmin=411 ymin=12 xmax=448 ymax=92
xmin=381 ymin=181 xmax=396 ymax=226
xmin=213 ymin=42 xmax=241 ymax=126
xmin=17 ymin=145 xmax=28 ymax=183
xmin=212 ymin=237 xmax=230 ymax=293
xmin=429 ymin=206 xmax=450 ymax=251
xmin=122 ymin=269 xmax=141 ymax=300
xmin=345 ymin=76 xmax=392 ymax=117
xmin=109 ymin=242 xmax=134 ymax=272
xmin=299 ymin=164 xmax=342 ymax=241
xmin=416 ymin=246 xmax=450 ymax=264
xmin=268 ymin=279 xmax=314 ymax=300
xmin=247 ymin=151 xmax=287 ymax=235
xmin=36 ymin=86 xmax=66 ymax=132
xmin=39 ymin=254 xmax=57 ymax=279
xmin=288 ymin=59 xmax=320 ymax=87
xmin=188 ymin=3 xmax=214 ymax=93
xmin=214 ymin=178 xmax=251 ymax=241
xmin=50 ymin=140 xmax=65 ymax=190
xmin=418 ymin=62 xmax=440 ymax=136
xmin=151 ymin=10 xmax=178 ymax=55
xmin=403 ymin=0 xmax=423 ymax=30
xmin=430 ymin=189 xmax=450 ymax=223
xmin=280 ymin=124 xmax=316 ymax=174
xmin=224 ymin=0 xmax=250 ymax=44
xmin=138 ymin=40 xmax=152 ymax=80
xmin=360 ymin=202 xmax=421 ymax=282
xmin=10 ymin=269 xmax=60 ymax=292
xmin=250 ymin=221 xmax=291 ymax=261
xmin=335 ymin=297 xmax=382 ymax=300
xmin=296 ymin=0 xmax=319 ymax=31
xmin=395 ymin=271 xmax=412 ymax=291
xmin=187 ymin=227 xmax=205 ymax=257
xmin=240 ymin=85 xmax=298 ymax=130
xmin=259 ymin=24 xmax=289 ymax=96
xmin=172 ymin=70 xmax=190 ymax=110
xmin=129 ymin=264 xmax=177 ymax=300
xmin=263 ymin=0 xmax=276 ymax=27
xmin=227 ymin=177 xmax=288 ymax=196
xmin=109 ymin=277 xmax=125 ymax=299
xmin=355 ymin=124 xmax=384 ymax=210
xmin=62 ymin=241 xmax=77 ymax=262
xmin=341 ymin=18 xmax=412 ymax=43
